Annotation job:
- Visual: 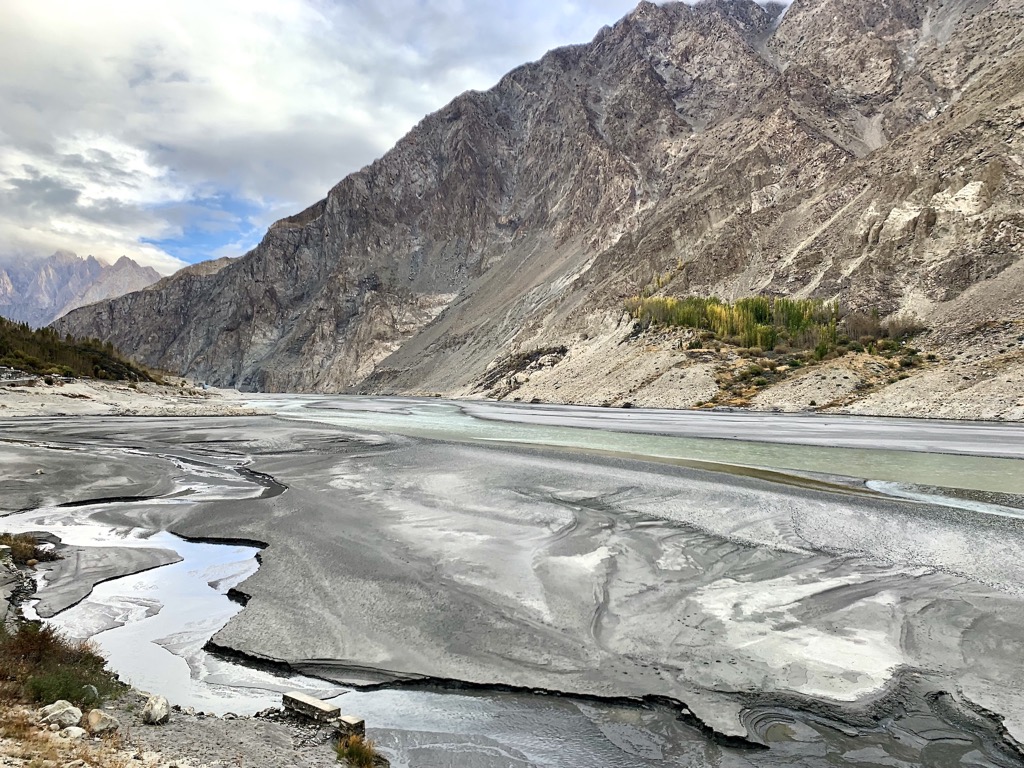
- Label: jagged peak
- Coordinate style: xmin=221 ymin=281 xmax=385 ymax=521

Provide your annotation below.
xmin=48 ymin=249 xmax=79 ymax=264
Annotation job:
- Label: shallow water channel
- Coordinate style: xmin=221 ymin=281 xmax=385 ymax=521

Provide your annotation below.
xmin=4 ymin=398 xmax=1024 ymax=767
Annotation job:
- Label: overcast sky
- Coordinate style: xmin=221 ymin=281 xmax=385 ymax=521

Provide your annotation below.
xmin=0 ymin=0 xmax=653 ymax=273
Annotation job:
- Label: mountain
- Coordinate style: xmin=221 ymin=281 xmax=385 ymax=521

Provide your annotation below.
xmin=54 ymin=0 xmax=1024 ymax=413
xmin=0 ymin=252 xmax=160 ymax=328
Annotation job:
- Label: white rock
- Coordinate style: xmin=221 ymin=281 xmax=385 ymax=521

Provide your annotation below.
xmin=142 ymin=694 xmax=171 ymax=725
xmin=86 ymin=708 xmax=120 ymax=734
xmin=60 ymin=726 xmax=88 ymax=740
xmin=39 ymin=700 xmax=74 ymax=719
xmin=41 ymin=701 xmax=82 ymax=729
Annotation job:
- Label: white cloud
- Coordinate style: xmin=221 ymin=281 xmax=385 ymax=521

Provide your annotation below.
xmin=0 ymin=0 xmax=652 ymax=273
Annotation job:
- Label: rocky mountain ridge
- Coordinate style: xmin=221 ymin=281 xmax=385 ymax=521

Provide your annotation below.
xmin=55 ymin=0 xmax=1024 ymax=415
xmin=1 ymin=251 xmax=160 ymax=328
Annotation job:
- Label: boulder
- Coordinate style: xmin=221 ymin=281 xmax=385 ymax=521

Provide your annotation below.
xmin=59 ymin=726 xmax=88 ymax=740
xmin=39 ymin=700 xmax=73 ymax=718
xmin=80 ymin=684 xmax=100 ymax=705
xmin=142 ymin=695 xmax=170 ymax=725
xmin=86 ymin=708 xmax=120 ymax=734
xmin=40 ymin=701 xmax=82 ymax=729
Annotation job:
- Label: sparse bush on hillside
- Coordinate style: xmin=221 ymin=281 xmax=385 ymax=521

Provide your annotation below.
xmin=883 ymin=313 xmax=927 ymax=340
xmin=0 ymin=624 xmax=123 ymax=707
xmin=624 ymin=294 xmax=926 ymax=359
xmin=624 ymin=295 xmax=838 ymax=352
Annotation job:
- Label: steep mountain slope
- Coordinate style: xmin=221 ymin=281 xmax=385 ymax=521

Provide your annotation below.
xmin=55 ymin=0 xmax=1024 ymax=406
xmin=0 ymin=252 xmax=160 ymax=328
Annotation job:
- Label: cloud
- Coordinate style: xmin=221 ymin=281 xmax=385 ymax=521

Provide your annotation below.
xmin=0 ymin=0 xmax=656 ymax=273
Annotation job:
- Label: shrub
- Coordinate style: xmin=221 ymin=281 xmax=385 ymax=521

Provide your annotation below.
xmin=336 ymin=734 xmax=379 ymax=767
xmin=623 ymin=294 xmax=839 ymax=353
xmin=0 ymin=533 xmax=61 ymax=566
xmin=0 ymin=624 xmax=122 ymax=706
xmin=884 ymin=314 xmax=926 ymax=340
xmin=843 ymin=309 xmax=882 ymax=341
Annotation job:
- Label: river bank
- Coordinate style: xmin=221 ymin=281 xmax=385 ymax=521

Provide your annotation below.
xmin=1 ymin=510 xmax=368 ymax=768
xmin=0 ymin=378 xmax=263 ymax=418
xmin=0 ymin=693 xmax=347 ymax=768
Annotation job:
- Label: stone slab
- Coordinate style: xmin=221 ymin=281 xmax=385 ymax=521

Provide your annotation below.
xmin=282 ymin=691 xmax=340 ymax=722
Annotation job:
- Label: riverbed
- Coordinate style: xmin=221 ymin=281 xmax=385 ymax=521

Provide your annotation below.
xmin=2 ymin=397 xmax=1024 ymax=767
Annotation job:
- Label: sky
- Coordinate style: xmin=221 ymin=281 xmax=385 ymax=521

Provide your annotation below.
xmin=0 ymin=0 xmax=653 ymax=274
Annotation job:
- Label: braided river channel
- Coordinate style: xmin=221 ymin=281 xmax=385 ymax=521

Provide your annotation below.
xmin=3 ymin=397 xmax=1024 ymax=767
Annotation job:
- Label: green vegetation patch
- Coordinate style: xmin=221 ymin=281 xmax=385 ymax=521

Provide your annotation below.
xmin=0 ymin=316 xmax=156 ymax=381
xmin=625 ymin=295 xmax=925 ymax=359
xmin=0 ymin=624 xmax=123 ymax=707
xmin=625 ymin=295 xmax=838 ymax=354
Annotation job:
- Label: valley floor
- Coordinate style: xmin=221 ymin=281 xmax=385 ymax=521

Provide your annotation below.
xmin=0 ymin=379 xmax=262 ymax=418
xmin=3 ymin=403 xmax=1024 ymax=766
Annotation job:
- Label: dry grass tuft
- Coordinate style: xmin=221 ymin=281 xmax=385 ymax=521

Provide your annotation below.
xmin=0 ymin=532 xmax=61 ymax=566
xmin=335 ymin=734 xmax=380 ymax=767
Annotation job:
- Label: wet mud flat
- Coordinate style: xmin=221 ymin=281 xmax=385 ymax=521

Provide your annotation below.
xmin=3 ymin=406 xmax=1024 ymax=767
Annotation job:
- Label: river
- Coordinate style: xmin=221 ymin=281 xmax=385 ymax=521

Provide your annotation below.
xmin=2 ymin=397 xmax=1024 ymax=767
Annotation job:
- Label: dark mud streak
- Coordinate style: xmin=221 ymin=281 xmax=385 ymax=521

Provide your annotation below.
xmin=170 ymin=532 xmax=271 ymax=550
xmin=957 ymin=691 xmax=1024 ymax=759
xmin=225 ymin=587 xmax=252 ymax=607
xmin=56 ymin=495 xmax=164 ymax=508
xmin=234 ymin=467 xmax=288 ymax=499
xmin=201 ymin=641 xmax=765 ymax=750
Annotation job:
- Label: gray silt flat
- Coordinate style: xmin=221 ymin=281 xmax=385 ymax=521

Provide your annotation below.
xmin=34 ymin=544 xmax=181 ymax=618
xmin=4 ymin=413 xmax=1024 ymax=761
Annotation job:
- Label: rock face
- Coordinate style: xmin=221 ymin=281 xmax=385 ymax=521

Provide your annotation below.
xmin=55 ymin=0 xmax=1024 ymax=396
xmin=0 ymin=251 xmax=160 ymax=328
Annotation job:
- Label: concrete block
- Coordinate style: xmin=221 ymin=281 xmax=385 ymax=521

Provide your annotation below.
xmin=282 ymin=691 xmax=340 ymax=722
xmin=338 ymin=715 xmax=365 ymax=738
